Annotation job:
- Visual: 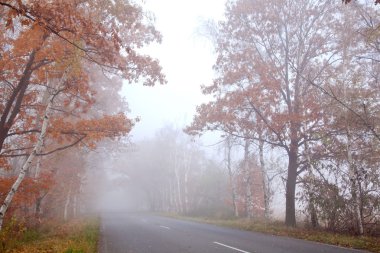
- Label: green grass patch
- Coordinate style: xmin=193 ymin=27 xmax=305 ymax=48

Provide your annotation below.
xmin=0 ymin=217 xmax=100 ymax=253
xmin=164 ymin=214 xmax=380 ymax=253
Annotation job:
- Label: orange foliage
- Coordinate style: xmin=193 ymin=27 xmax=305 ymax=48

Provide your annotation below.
xmin=0 ymin=172 xmax=54 ymax=222
xmin=0 ymin=0 xmax=164 ymax=228
xmin=0 ymin=0 xmax=165 ymax=157
xmin=48 ymin=113 xmax=134 ymax=149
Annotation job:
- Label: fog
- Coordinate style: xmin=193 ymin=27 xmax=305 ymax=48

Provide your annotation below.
xmin=90 ymin=0 xmax=284 ymax=218
xmin=122 ymin=0 xmax=224 ymax=141
xmin=2 ymin=0 xmax=379 ymax=242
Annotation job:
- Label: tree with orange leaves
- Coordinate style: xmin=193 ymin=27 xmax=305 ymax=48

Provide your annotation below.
xmin=0 ymin=0 xmax=164 ymax=156
xmin=0 ymin=0 xmax=165 ymax=229
xmin=186 ymin=0 xmax=350 ymax=227
xmin=187 ymin=0 xmax=380 ymax=229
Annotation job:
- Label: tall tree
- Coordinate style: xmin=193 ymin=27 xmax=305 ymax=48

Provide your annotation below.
xmin=187 ymin=0 xmax=343 ymax=226
xmin=0 ymin=0 xmax=164 ymax=229
xmin=0 ymin=0 xmax=164 ymax=156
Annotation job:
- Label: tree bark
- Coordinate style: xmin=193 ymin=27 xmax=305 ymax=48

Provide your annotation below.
xmin=183 ymin=148 xmax=192 ymax=214
xmin=258 ymin=136 xmax=269 ymax=219
xmin=34 ymin=87 xmax=50 ymax=178
xmin=0 ymin=50 xmax=36 ymax=152
xmin=243 ymin=139 xmax=253 ymax=219
xmin=347 ymin=128 xmax=364 ymax=235
xmin=173 ymin=148 xmax=183 ymax=213
xmin=285 ymin=141 xmax=298 ymax=227
xmin=64 ymin=183 xmax=72 ymax=221
xmin=184 ymin=172 xmax=189 ymax=214
xmin=174 ymin=167 xmax=182 ymax=213
xmin=169 ymin=180 xmax=175 ymax=212
xmin=309 ymin=200 xmax=319 ymax=228
xmin=304 ymin=142 xmax=319 ymax=228
xmin=226 ymin=136 xmax=239 ymax=217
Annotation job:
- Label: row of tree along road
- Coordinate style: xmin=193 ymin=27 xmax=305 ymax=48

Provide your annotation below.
xmin=184 ymin=0 xmax=380 ymax=235
xmin=0 ymin=0 xmax=165 ymax=235
xmin=0 ymin=0 xmax=379 ymax=240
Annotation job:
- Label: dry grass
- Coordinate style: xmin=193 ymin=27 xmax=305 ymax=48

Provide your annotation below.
xmin=0 ymin=217 xmax=99 ymax=253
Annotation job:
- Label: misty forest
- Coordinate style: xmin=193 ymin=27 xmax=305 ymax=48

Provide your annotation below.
xmin=0 ymin=0 xmax=380 ymax=252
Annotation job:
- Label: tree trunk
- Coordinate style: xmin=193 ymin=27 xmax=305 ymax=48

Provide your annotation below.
xmin=0 ymin=50 xmax=36 ymax=152
xmin=73 ymin=194 xmax=77 ymax=219
xmin=35 ymin=193 xmax=48 ymax=220
xmin=35 ymin=197 xmax=43 ymax=219
xmin=226 ymin=136 xmax=239 ymax=217
xmin=245 ymin=177 xmax=253 ymax=219
xmin=34 ymin=87 xmax=50 ymax=178
xmin=243 ymin=139 xmax=253 ymax=219
xmin=302 ymin=137 xmax=318 ymax=228
xmin=33 ymin=88 xmax=51 ymax=218
xmin=64 ymin=185 xmax=72 ymax=221
xmin=175 ymin=168 xmax=182 ymax=213
xmin=184 ymin=172 xmax=189 ymax=214
xmin=258 ymin=136 xmax=269 ymax=219
xmin=347 ymin=128 xmax=364 ymax=235
xmin=309 ymin=200 xmax=319 ymax=228
xmin=285 ymin=144 xmax=298 ymax=227
xmin=173 ymin=147 xmax=183 ymax=213
xmin=169 ymin=180 xmax=176 ymax=212
xmin=183 ymin=149 xmax=192 ymax=214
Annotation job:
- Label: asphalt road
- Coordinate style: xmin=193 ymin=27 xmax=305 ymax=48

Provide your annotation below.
xmin=99 ymin=212 xmax=369 ymax=253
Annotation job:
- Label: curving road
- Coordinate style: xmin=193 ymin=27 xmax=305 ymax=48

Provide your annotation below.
xmin=99 ymin=212 xmax=369 ymax=253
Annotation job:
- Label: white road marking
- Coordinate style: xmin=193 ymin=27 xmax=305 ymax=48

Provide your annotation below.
xmin=213 ymin=242 xmax=252 ymax=253
xmin=159 ymin=225 xmax=171 ymax=230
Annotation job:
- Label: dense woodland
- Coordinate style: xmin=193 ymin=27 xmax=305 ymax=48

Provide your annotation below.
xmin=0 ymin=0 xmax=379 ymax=245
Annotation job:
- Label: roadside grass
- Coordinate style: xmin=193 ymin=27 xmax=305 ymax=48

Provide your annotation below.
xmin=0 ymin=217 xmax=99 ymax=253
xmin=164 ymin=214 xmax=380 ymax=253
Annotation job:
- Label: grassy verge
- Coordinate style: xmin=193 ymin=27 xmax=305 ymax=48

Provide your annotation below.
xmin=0 ymin=217 xmax=100 ymax=253
xmin=164 ymin=214 xmax=380 ymax=253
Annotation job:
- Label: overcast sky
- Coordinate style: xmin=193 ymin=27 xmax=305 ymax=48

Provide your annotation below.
xmin=121 ymin=0 xmax=226 ymax=141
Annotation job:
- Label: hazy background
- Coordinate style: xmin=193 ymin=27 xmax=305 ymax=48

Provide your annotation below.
xmin=97 ymin=0 xmax=287 ymax=217
xmin=122 ymin=0 xmax=225 ymax=142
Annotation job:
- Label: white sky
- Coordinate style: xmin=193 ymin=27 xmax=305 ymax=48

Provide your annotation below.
xmin=121 ymin=0 xmax=226 ymax=141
